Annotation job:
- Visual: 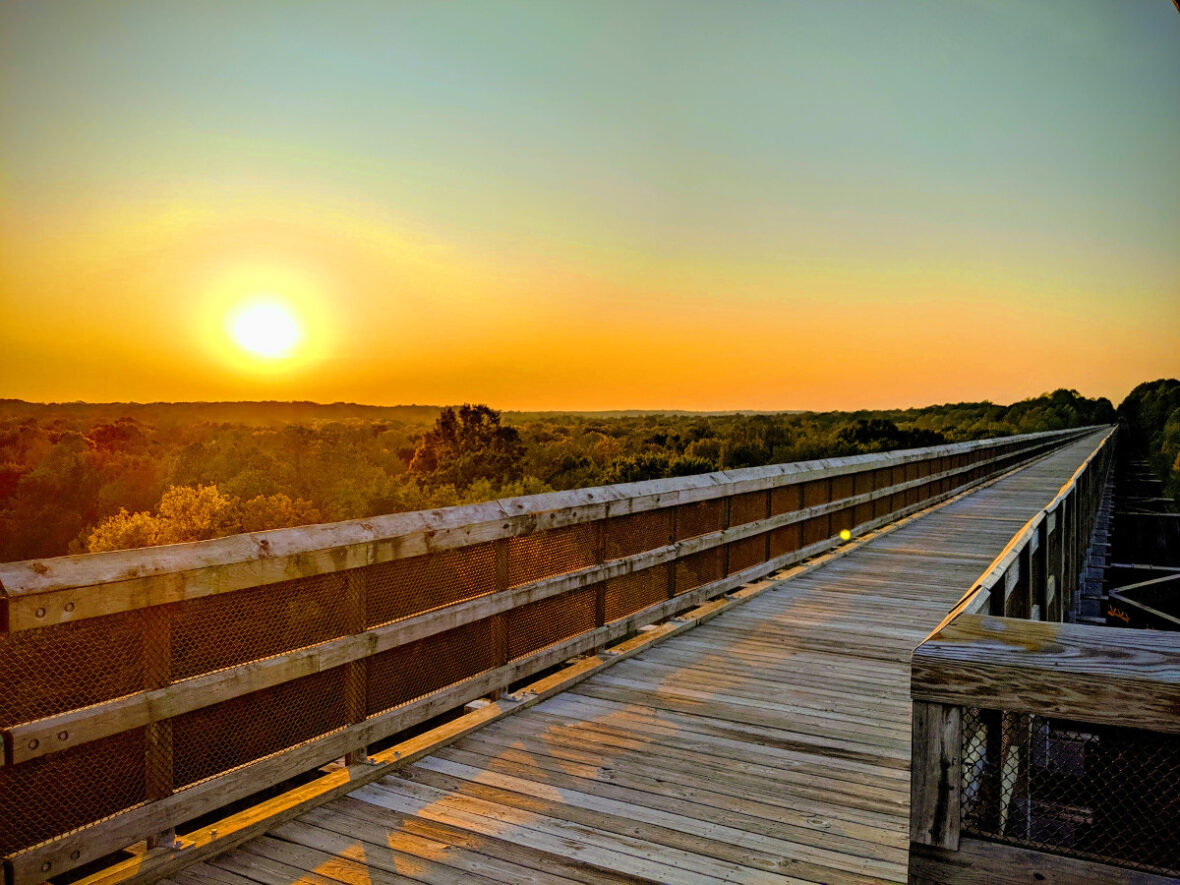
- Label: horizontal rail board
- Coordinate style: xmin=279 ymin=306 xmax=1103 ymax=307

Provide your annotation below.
xmin=912 ymin=614 xmax=1180 ymax=734
xmin=0 ymin=428 xmax=1090 ymax=630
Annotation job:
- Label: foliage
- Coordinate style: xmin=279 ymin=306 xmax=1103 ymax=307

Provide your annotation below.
xmin=86 ymin=485 xmax=322 ymax=552
xmin=1117 ymin=379 xmax=1180 ymax=500
xmin=408 ymin=404 xmax=524 ymax=490
xmin=0 ymin=387 xmax=1120 ymax=560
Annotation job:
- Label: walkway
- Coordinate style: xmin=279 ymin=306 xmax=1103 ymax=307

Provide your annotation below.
xmin=164 ymin=432 xmax=1106 ymax=885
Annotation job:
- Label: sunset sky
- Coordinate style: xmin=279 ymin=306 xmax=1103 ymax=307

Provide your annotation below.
xmin=2 ymin=1 xmax=1177 ymax=411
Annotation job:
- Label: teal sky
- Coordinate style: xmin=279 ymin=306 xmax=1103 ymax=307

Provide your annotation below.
xmin=1 ymin=1 xmax=1178 ymax=409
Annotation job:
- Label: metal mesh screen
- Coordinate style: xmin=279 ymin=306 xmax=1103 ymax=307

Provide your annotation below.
xmin=962 ymin=707 xmax=1180 ymax=877
xmin=0 ymin=611 xmax=145 ymax=726
xmin=727 ymin=535 xmax=766 ymax=574
xmin=729 ymin=491 xmax=766 ymax=528
xmin=507 ymin=586 xmax=597 ymax=659
xmin=604 ymin=509 xmax=673 ymax=560
xmin=171 ymin=573 xmax=350 ymax=679
xmin=366 ymin=618 xmax=499 ymax=715
xmin=172 ymin=668 xmax=348 ymax=787
xmin=804 ymin=479 xmax=833 ymax=508
xmin=769 ymin=524 xmax=802 ymax=558
xmin=365 ymin=543 xmax=496 ymax=628
xmin=508 ymin=523 xmax=597 ymax=586
xmin=675 ymin=548 xmax=724 ymax=594
xmin=604 ymin=567 xmax=667 ymax=622
xmin=676 ymin=499 xmax=723 ymax=540
xmin=770 ymin=484 xmax=802 ymax=516
xmin=0 ymin=728 xmax=147 ymax=856
xmin=802 ymin=514 xmax=831 ymax=546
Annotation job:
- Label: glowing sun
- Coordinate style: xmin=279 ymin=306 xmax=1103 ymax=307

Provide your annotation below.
xmin=226 ymin=297 xmax=303 ymax=359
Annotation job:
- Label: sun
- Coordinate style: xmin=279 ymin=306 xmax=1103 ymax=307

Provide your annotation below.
xmin=226 ymin=296 xmax=303 ymax=359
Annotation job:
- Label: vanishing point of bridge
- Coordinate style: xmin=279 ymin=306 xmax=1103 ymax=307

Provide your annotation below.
xmin=2 ymin=427 xmax=1176 ymax=884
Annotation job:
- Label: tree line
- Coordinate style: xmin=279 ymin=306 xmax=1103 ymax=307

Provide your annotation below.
xmin=0 ymin=388 xmax=1124 ymax=561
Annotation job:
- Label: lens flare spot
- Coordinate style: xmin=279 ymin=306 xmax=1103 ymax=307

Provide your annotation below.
xmin=839 ymin=529 xmax=852 ymax=542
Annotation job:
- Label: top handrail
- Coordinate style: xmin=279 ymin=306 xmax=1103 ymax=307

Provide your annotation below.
xmin=0 ymin=426 xmax=1095 ymax=599
xmin=929 ymin=424 xmax=1115 ymax=629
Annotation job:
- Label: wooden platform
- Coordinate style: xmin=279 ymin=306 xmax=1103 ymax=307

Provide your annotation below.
xmin=167 ymin=433 xmax=1106 ymax=885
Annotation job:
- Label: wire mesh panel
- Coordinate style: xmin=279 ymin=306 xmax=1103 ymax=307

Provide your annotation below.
xmin=805 ymin=478 xmax=834 ymax=508
xmin=769 ymin=524 xmax=802 ymax=558
xmin=508 ymin=523 xmax=597 ymax=586
xmin=727 ymin=535 xmax=766 ymax=575
xmin=962 ymin=707 xmax=1180 ymax=877
xmin=0 ymin=729 xmax=147 ymax=857
xmin=728 ymin=491 xmax=767 ymax=529
xmin=0 ymin=611 xmax=146 ymax=728
xmin=365 ymin=543 xmax=496 ymax=628
xmin=675 ymin=548 xmax=724 ymax=595
xmin=506 ymin=586 xmax=597 ymax=659
xmin=172 ymin=668 xmax=348 ymax=787
xmin=802 ymin=514 xmax=831 ymax=547
xmin=171 ymin=573 xmax=350 ymax=679
xmin=603 ymin=567 xmax=667 ymax=622
xmin=770 ymin=484 xmax=802 ymax=516
xmin=603 ymin=509 xmax=673 ymax=561
xmin=366 ymin=618 xmax=499 ymax=715
xmin=675 ymin=499 xmax=723 ymax=541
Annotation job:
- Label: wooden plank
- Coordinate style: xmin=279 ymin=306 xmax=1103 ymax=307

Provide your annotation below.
xmin=909 ymin=836 xmax=1178 ymax=885
xmin=908 ymin=701 xmax=960 ymax=849
xmin=912 ymin=614 xmax=1180 ymax=733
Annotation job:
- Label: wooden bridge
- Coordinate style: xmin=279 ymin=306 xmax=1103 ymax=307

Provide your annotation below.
xmin=2 ymin=426 xmax=1177 ymax=884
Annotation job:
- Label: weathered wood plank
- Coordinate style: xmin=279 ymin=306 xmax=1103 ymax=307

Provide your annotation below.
xmin=912 ymin=614 xmax=1180 ymax=734
xmin=908 ymin=701 xmax=960 ymax=849
xmin=909 ymin=836 xmax=1178 ymax=885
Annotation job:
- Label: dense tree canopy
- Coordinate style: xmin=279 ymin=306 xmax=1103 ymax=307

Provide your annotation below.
xmin=0 ymin=388 xmax=1120 ymax=560
xmin=1117 ymin=379 xmax=1180 ymax=499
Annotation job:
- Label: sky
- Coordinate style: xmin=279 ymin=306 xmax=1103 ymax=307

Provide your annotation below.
xmin=1 ymin=0 xmax=1177 ymax=411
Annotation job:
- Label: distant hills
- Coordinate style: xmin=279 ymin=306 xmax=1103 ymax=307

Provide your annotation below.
xmin=0 ymin=399 xmax=802 ymax=426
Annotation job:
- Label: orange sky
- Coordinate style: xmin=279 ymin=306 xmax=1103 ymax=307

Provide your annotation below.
xmin=2 ymin=2 xmax=1177 ymax=411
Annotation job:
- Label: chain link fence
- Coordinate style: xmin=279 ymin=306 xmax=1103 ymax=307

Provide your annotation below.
xmin=962 ymin=706 xmax=1180 ymax=877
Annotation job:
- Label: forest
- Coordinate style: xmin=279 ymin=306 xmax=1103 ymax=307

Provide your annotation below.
xmin=0 ymin=387 xmax=1138 ymax=562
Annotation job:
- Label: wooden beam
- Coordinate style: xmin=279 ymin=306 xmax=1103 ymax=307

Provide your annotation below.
xmin=909 ymin=701 xmax=961 ymax=849
xmin=912 ymin=614 xmax=1180 ymax=734
xmin=909 ymin=836 xmax=1177 ymax=884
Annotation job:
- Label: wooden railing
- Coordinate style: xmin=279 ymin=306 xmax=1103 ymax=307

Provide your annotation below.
xmin=0 ymin=427 xmax=1093 ymax=885
xmin=909 ymin=426 xmax=1180 ymax=884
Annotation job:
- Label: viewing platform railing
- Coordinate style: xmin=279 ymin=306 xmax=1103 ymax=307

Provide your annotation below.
xmin=909 ymin=426 xmax=1180 ymax=883
xmin=0 ymin=426 xmax=1094 ymax=885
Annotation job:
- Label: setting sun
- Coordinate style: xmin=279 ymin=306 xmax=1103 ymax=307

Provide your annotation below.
xmin=226 ymin=297 xmax=303 ymax=359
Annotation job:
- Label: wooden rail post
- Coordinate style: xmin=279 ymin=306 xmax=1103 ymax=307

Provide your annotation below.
xmin=343 ymin=570 xmax=369 ymax=765
xmin=763 ymin=489 xmax=773 ymax=564
xmin=593 ymin=519 xmax=607 ymax=646
xmin=910 ymin=701 xmax=961 ymax=850
xmin=666 ymin=506 xmax=679 ymax=599
xmin=143 ymin=605 xmax=177 ymax=849
xmin=719 ymin=495 xmax=732 ymax=576
xmin=1018 ymin=542 xmax=1033 ymax=621
xmin=489 ymin=538 xmax=509 ymax=700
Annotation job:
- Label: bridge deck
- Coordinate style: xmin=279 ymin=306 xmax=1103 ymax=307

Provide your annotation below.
xmin=170 ymin=432 xmax=1105 ymax=885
